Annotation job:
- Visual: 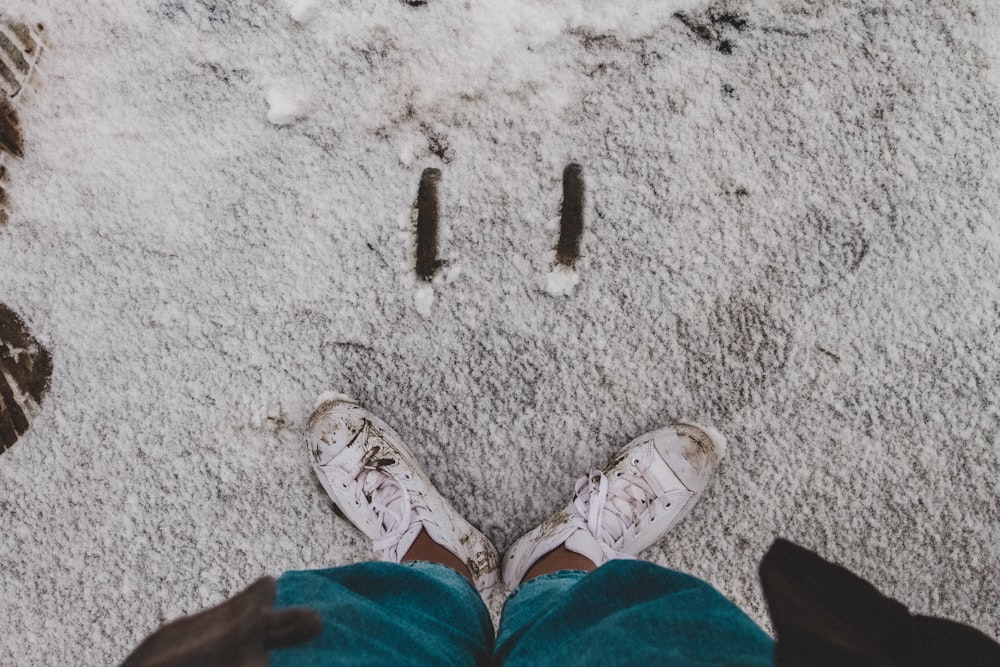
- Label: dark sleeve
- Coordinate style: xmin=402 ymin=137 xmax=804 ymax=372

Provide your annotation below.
xmin=758 ymin=538 xmax=1000 ymax=667
xmin=119 ymin=577 xmax=321 ymax=667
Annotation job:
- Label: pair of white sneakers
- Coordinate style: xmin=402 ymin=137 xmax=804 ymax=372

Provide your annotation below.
xmin=307 ymin=397 xmax=726 ymax=601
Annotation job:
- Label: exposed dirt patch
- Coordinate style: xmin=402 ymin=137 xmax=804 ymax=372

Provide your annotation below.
xmin=0 ymin=303 xmax=52 ymax=454
xmin=556 ymin=163 xmax=585 ymax=267
xmin=0 ymin=17 xmax=44 ymax=227
xmin=421 ymin=124 xmax=453 ymax=164
xmin=0 ymin=99 xmax=22 ymax=158
xmin=414 ymin=168 xmax=443 ymax=282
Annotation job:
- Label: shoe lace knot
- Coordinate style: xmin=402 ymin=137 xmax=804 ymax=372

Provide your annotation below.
xmin=347 ymin=446 xmax=428 ymax=553
xmin=572 ymin=465 xmax=663 ymax=561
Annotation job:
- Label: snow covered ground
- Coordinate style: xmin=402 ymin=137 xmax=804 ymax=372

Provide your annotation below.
xmin=1 ymin=0 xmax=999 ymax=662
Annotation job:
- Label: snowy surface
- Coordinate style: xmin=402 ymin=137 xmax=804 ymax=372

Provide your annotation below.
xmin=265 ymin=87 xmax=307 ymax=126
xmin=1 ymin=0 xmax=999 ymax=662
xmin=546 ymin=265 xmax=580 ymax=296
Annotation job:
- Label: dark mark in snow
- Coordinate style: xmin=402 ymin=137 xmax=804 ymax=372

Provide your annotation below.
xmin=0 ymin=100 xmax=20 ymax=158
xmin=817 ymin=346 xmax=842 ymax=363
xmin=567 ymin=28 xmax=622 ymax=52
xmin=0 ymin=303 xmax=52 ymax=454
xmin=334 ymin=341 xmax=374 ymax=352
xmin=0 ymin=17 xmax=44 ymax=227
xmin=0 ymin=19 xmax=43 ymax=100
xmin=556 ymin=163 xmax=585 ymax=267
xmin=674 ymin=9 xmax=749 ymax=55
xmin=674 ymin=13 xmax=717 ymax=43
xmin=713 ymin=12 xmax=749 ymax=31
xmin=414 ymin=168 xmax=442 ymax=282
xmin=198 ymin=62 xmax=249 ymax=85
xmin=679 ymin=294 xmax=792 ymax=415
xmin=421 ymin=124 xmax=453 ymax=163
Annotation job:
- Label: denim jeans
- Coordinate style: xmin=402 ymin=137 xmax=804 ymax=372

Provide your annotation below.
xmin=271 ymin=560 xmax=775 ymax=666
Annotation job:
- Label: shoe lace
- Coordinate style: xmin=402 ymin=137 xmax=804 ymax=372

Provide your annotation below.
xmin=347 ymin=446 xmax=428 ymax=554
xmin=572 ymin=466 xmax=662 ymax=561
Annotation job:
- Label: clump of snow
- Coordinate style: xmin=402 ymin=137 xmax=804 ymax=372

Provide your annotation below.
xmin=397 ymin=140 xmax=417 ymax=166
xmin=545 ymin=265 xmax=580 ymax=296
xmin=414 ymin=284 xmax=434 ymax=316
xmin=266 ymin=88 xmax=307 ymax=125
xmin=287 ymin=0 xmax=321 ymax=24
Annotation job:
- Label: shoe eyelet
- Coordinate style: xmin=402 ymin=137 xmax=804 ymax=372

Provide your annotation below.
xmin=615 ymin=471 xmax=623 ymax=478
xmin=648 ymin=516 xmax=656 ymax=523
xmin=631 ymin=458 xmax=640 ymax=466
xmin=341 ymin=483 xmax=348 ymax=489
xmin=664 ymin=502 xmax=672 ymax=508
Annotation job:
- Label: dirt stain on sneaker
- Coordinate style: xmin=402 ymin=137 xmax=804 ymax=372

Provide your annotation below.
xmin=673 ymin=424 xmax=718 ymax=465
xmin=0 ymin=303 xmax=52 ymax=454
xmin=533 ymin=509 xmax=572 ymax=543
xmin=460 ymin=533 xmax=498 ymax=578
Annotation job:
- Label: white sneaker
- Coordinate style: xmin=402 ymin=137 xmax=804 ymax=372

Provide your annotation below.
xmin=307 ymin=397 xmax=499 ymax=601
xmin=502 ymin=421 xmax=726 ymax=590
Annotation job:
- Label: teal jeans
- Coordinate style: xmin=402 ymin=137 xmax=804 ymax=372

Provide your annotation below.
xmin=271 ymin=560 xmax=775 ymax=666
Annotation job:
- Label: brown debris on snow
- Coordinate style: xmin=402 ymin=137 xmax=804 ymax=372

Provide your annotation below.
xmin=0 ymin=303 xmax=52 ymax=454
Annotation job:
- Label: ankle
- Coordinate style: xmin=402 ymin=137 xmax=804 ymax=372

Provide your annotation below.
xmin=521 ymin=544 xmax=597 ymax=584
xmin=402 ymin=529 xmax=473 ymax=584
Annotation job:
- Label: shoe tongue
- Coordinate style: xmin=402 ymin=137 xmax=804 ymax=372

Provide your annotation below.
xmin=640 ymin=446 xmax=688 ymax=495
xmin=563 ymin=528 xmax=606 ymax=566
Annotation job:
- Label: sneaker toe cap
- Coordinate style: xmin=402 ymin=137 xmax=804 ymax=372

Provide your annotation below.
xmin=307 ymin=401 xmax=367 ymax=465
xmin=656 ymin=422 xmax=724 ymax=490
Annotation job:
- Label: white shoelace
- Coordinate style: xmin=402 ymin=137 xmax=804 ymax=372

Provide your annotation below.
xmin=346 ymin=446 xmax=426 ymax=555
xmin=572 ymin=465 xmax=663 ymax=561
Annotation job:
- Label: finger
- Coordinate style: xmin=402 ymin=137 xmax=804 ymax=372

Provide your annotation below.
xmin=230 ymin=576 xmax=277 ymax=608
xmin=263 ymin=608 xmax=323 ymax=648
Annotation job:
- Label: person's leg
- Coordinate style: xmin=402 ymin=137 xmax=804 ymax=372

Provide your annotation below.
xmin=273 ymin=397 xmax=499 ymax=666
xmin=496 ymin=421 xmax=774 ymax=666
xmin=495 ymin=561 xmax=773 ymax=666
xmin=272 ymin=561 xmax=492 ymax=667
